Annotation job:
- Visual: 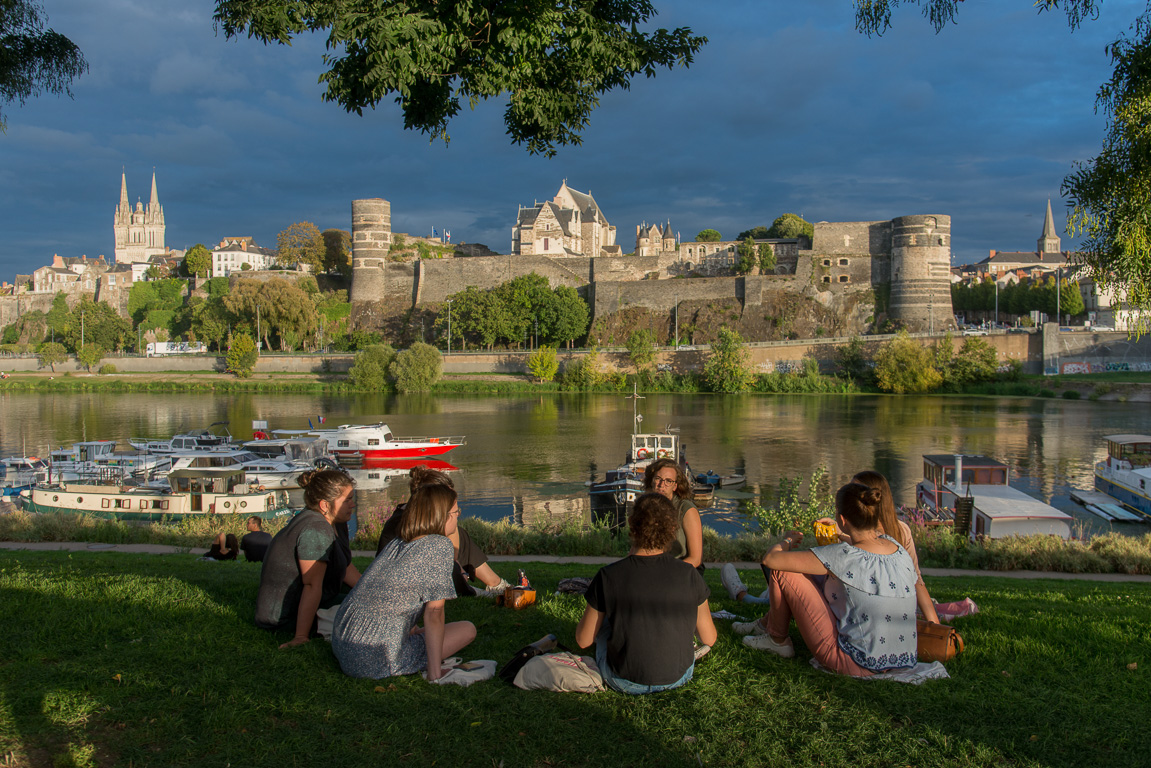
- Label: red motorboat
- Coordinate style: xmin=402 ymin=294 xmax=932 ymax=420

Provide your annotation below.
xmin=274 ymin=423 xmax=464 ymax=468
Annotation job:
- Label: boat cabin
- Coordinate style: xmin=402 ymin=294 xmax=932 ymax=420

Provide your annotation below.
xmin=922 ymin=455 xmax=1009 ymax=489
xmin=1103 ymin=434 xmax=1151 ymax=470
xmin=630 ymin=432 xmax=679 ymax=463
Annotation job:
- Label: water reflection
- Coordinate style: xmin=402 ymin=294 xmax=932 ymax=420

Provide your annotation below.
xmin=0 ymin=392 xmax=1147 ymax=536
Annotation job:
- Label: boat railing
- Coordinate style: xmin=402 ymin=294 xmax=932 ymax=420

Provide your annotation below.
xmin=387 ymin=436 xmax=467 ymax=446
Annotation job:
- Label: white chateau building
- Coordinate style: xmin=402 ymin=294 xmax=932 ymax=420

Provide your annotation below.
xmin=512 ymin=181 xmax=619 ymax=257
xmin=114 ymin=171 xmax=166 ymax=264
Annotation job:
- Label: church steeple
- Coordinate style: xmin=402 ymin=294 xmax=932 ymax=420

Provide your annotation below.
xmin=118 ymin=171 xmax=129 ymax=213
xmin=149 ymin=171 xmax=159 ymax=208
xmin=1038 ymin=199 xmax=1061 ymax=254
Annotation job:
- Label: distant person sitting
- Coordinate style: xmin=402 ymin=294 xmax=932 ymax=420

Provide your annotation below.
xmin=575 ymin=492 xmax=717 ymax=695
xmin=240 ymin=516 xmax=273 ymax=563
xmin=206 ymin=532 xmax=239 ymax=561
xmin=376 ymin=465 xmax=511 ymax=598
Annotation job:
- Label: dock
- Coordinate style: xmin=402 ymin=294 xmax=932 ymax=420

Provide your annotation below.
xmin=1069 ymin=488 xmax=1148 ymax=523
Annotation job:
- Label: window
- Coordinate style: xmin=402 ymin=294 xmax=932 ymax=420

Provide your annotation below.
xmin=367 ymin=439 xmax=380 ymax=446
xmin=337 ymin=440 xmax=350 ymax=447
xmin=822 ymin=259 xmax=831 ymax=267
xmin=838 ymin=259 xmax=848 ymax=266
xmin=822 ymin=276 xmax=831 ymax=284
xmin=839 ymin=275 xmax=850 ymax=283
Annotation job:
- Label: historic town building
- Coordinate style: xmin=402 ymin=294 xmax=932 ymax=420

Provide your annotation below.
xmin=511 ymin=181 xmax=618 ymax=257
xmin=113 ymin=171 xmax=166 ymax=264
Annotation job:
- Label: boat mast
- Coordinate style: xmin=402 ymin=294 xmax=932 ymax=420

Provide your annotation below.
xmin=627 ymin=383 xmax=644 ymax=436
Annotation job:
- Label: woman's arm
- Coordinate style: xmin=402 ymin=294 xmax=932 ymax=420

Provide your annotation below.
xmin=761 ymin=531 xmax=829 ymax=575
xmin=682 ymin=507 xmax=704 ymax=568
xmin=422 ymin=599 xmax=447 ymax=681
xmin=916 ymin=581 xmax=940 ymax=623
xmin=574 ymin=605 xmax=604 ymax=649
xmin=695 ymin=601 xmax=717 ymax=647
xmin=281 ymin=559 xmax=327 ymax=649
xmin=343 ymin=561 xmax=361 ymax=588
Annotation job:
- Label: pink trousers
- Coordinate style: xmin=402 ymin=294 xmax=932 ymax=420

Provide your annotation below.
xmin=764 ymin=570 xmax=871 ymax=677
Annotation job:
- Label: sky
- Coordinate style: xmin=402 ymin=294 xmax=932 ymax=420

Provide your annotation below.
xmin=0 ymin=0 xmax=1143 ymax=282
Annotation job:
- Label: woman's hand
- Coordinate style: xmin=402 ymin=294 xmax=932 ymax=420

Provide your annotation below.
xmin=783 ymin=530 xmax=804 ymax=547
xmin=408 ymin=625 xmax=425 ymax=636
xmin=279 ymin=636 xmax=309 ymax=650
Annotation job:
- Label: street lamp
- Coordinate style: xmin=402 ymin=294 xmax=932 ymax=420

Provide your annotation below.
xmin=445 ymin=299 xmax=453 ymax=355
xmin=674 ymin=293 xmax=679 ymax=349
xmin=1056 ymin=267 xmax=1062 ymax=326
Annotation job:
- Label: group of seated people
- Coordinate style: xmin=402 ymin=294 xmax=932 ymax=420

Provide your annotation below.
xmin=250 ymin=462 xmax=959 ymax=691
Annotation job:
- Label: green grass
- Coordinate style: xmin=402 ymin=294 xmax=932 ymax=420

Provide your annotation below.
xmin=0 ymin=551 xmax=1148 ymax=768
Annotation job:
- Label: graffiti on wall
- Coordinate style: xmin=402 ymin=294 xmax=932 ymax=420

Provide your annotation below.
xmin=758 ymin=360 xmax=804 ymax=374
xmin=1060 ymin=361 xmax=1151 ymax=374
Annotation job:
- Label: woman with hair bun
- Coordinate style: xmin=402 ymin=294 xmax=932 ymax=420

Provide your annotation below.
xmin=255 ymin=469 xmax=361 ymax=648
xmin=332 ymin=483 xmax=476 ymax=680
xmin=376 ymin=465 xmax=510 ymax=597
xmin=734 ymin=482 xmax=918 ymax=676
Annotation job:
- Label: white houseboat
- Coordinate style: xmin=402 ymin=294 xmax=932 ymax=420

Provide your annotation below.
xmin=20 ymin=467 xmax=293 ymax=522
xmin=916 ymin=454 xmax=1072 ymax=539
xmin=1094 ymin=434 xmax=1151 ymax=518
xmin=275 ymin=423 xmax=464 ymax=467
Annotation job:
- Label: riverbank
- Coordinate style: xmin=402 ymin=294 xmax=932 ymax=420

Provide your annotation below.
xmin=3 ymin=367 xmax=1151 ymax=400
xmin=3 ymin=509 xmax=1149 ymax=575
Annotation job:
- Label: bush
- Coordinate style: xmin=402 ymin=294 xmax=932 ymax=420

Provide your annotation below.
xmin=1062 ymin=389 xmax=1082 ymax=399
xmin=225 ymin=333 xmax=259 ymax=378
xmin=703 ymin=327 xmax=754 ymax=393
xmin=389 ymin=342 xmax=443 ymax=392
xmin=874 ymin=330 xmax=941 ymax=393
xmin=76 ymin=343 xmax=104 ymax=372
xmin=98 ymin=363 xmax=117 ymax=375
xmin=558 ymin=349 xmax=625 ymax=390
xmin=526 ymin=345 xmax=559 ymax=382
xmin=348 ymin=344 xmax=396 ymax=390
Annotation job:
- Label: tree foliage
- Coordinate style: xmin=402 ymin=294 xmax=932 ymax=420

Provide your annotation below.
xmin=1 ymin=309 xmax=45 ymax=345
xmin=276 ymin=221 xmax=325 ymax=272
xmin=389 ymin=341 xmax=443 ymax=393
xmin=766 ymin=213 xmax=814 ymax=240
xmin=322 ymin=228 xmax=352 ymax=275
xmin=213 ymin=0 xmax=705 ymax=156
xmin=736 ymin=236 xmax=757 ymax=274
xmin=128 ymin=278 xmax=186 ymax=328
xmin=75 ymin=342 xmax=103 ymax=372
xmin=0 ymin=0 xmax=87 ymax=131
xmin=526 ymin=345 xmax=559 ymax=382
xmin=183 ymin=244 xmax=212 ymax=278
xmin=349 ymin=343 xmax=396 ymax=391
xmin=223 ymin=277 xmax=318 ymax=351
xmin=64 ymin=296 xmax=130 ymax=352
xmin=36 ymin=340 xmax=65 ymax=371
xmin=625 ymin=328 xmax=657 ymax=373
xmin=737 ymin=226 xmax=770 ymax=240
xmin=695 ymin=229 xmax=721 ymax=242
xmin=758 ymin=243 xmax=777 ymax=274
xmin=874 ymin=330 xmax=942 ymax=394
xmin=703 ymin=327 xmax=754 ymax=393
xmin=226 ymin=332 xmax=259 ymax=377
xmin=439 ymin=273 xmax=589 ymax=350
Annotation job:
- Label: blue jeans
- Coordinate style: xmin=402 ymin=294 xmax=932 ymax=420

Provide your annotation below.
xmin=595 ymin=624 xmax=694 ymax=695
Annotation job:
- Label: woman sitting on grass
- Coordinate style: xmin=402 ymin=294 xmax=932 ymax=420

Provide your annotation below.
xmin=254 ymin=469 xmax=361 ymax=648
xmin=376 ymin=465 xmax=511 ymax=597
xmin=332 ymin=484 xmax=476 ymax=681
xmin=641 ymin=458 xmax=703 ymax=569
xmin=734 ymin=482 xmax=918 ymax=676
xmin=575 ymin=492 xmax=717 ymax=694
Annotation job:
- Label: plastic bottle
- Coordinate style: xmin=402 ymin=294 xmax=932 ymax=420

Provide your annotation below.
xmin=529 ymin=633 xmax=558 ymax=653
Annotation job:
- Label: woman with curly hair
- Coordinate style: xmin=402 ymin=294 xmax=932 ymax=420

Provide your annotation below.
xmin=576 ymin=492 xmax=716 ymax=694
xmin=642 ymin=458 xmax=703 ymax=569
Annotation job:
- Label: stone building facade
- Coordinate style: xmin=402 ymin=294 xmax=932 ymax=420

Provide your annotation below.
xmin=211 ymin=237 xmax=275 ymax=277
xmin=512 ymin=182 xmax=618 ymax=257
xmin=114 ymin=172 xmax=166 ymax=264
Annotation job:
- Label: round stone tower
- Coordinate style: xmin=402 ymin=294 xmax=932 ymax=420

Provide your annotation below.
xmin=888 ymin=215 xmax=955 ymax=333
xmin=350 ymin=198 xmax=391 ymax=306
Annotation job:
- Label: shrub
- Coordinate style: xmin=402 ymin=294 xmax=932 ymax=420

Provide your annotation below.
xmin=98 ymin=363 xmax=117 ymax=375
xmin=874 ymin=330 xmax=941 ymax=393
xmin=703 ymin=327 xmax=754 ymax=393
xmin=389 ymin=342 xmax=443 ymax=392
xmin=348 ymin=343 xmax=396 ymax=390
xmin=526 ymin=345 xmax=559 ymax=382
xmin=625 ymin=329 xmax=657 ymax=373
xmin=76 ymin=343 xmax=104 ymax=372
xmin=1062 ymin=389 xmax=1081 ymax=399
xmin=225 ymin=333 xmax=259 ymax=378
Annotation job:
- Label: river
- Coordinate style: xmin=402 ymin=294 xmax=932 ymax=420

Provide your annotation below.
xmin=1 ymin=391 xmax=1147 ymax=536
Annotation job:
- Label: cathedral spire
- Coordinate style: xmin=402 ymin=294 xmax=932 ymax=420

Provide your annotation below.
xmin=119 ymin=171 xmax=129 ymax=212
xmin=149 ymin=171 xmax=159 ymax=209
xmin=1038 ymin=199 xmax=1061 ymax=254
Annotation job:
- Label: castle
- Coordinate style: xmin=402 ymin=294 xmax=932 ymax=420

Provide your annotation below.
xmin=349 ymin=187 xmax=956 ymax=335
xmin=113 ymin=171 xmax=166 ymax=263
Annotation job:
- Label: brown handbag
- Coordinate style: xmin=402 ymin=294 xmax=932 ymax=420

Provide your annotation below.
xmin=498 ymin=588 xmax=537 ymax=610
xmin=916 ymin=619 xmax=964 ymax=662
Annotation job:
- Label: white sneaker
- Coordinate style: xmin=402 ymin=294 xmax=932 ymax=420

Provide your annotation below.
xmin=721 ymin=563 xmax=749 ymax=601
xmin=475 ymin=578 xmax=511 ymax=598
xmin=693 ymin=642 xmax=711 ymax=661
xmin=731 ymin=619 xmax=766 ymax=636
xmin=742 ymin=633 xmax=795 ymax=658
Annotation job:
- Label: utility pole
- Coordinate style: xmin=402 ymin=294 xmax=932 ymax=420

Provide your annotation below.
xmin=1056 ymin=267 xmax=1062 ymax=325
xmin=257 ymin=305 xmax=261 ymax=349
xmin=995 ymin=280 xmax=999 ymax=328
xmin=674 ymin=294 xmax=679 ymax=349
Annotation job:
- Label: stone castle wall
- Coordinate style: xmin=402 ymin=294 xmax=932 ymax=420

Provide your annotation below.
xmin=0 ymin=293 xmax=57 ymax=330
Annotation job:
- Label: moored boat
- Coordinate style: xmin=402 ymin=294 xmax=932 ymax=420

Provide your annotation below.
xmin=20 ymin=467 xmax=293 ymax=522
xmin=1094 ymin=434 xmax=1151 ymax=519
xmin=2 ymin=456 xmax=50 ymax=498
xmin=274 ymin=423 xmax=464 ymax=467
xmin=916 ymin=453 xmax=1072 ymax=539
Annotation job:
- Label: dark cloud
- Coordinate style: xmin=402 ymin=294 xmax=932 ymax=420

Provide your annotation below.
xmin=0 ymin=1 xmax=1141 ymax=281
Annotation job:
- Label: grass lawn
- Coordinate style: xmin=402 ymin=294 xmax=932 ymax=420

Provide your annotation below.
xmin=1 ymin=552 xmax=1148 ymax=768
